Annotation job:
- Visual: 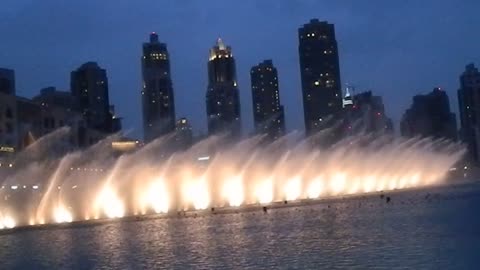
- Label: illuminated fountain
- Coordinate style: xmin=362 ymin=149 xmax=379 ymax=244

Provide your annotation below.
xmin=0 ymin=131 xmax=466 ymax=230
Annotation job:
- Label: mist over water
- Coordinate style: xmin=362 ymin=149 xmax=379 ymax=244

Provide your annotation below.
xmin=0 ymin=129 xmax=465 ymax=229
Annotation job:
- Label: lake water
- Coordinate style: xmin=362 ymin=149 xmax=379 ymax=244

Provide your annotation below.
xmin=1 ymin=182 xmax=479 ymax=269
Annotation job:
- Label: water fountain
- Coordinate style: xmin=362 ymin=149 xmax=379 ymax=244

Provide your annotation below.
xmin=0 ymin=129 xmax=465 ymax=230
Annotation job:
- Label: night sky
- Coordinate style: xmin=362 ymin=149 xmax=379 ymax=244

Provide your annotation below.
xmin=1 ymin=0 xmax=479 ymax=139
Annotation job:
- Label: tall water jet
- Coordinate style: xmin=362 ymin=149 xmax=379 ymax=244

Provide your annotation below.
xmin=0 ymin=129 xmax=466 ymax=228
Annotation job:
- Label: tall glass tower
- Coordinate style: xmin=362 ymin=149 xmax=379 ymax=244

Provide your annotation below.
xmin=71 ymin=62 xmax=114 ymax=133
xmin=250 ymin=60 xmax=285 ymax=140
xmin=206 ymin=38 xmax=241 ymax=139
xmin=141 ymin=32 xmax=175 ymax=142
xmin=298 ymin=19 xmax=342 ymax=135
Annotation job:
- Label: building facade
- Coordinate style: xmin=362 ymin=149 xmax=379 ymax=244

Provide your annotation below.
xmin=401 ymin=88 xmax=457 ymax=140
xmin=206 ymin=38 xmax=241 ymax=139
xmin=174 ymin=117 xmax=193 ymax=150
xmin=32 ymin=87 xmax=102 ymax=148
xmin=0 ymin=68 xmax=15 ymax=95
xmin=298 ymin=19 xmax=342 ymax=135
xmin=458 ymin=63 xmax=480 ymax=163
xmin=141 ymin=32 xmax=176 ymax=142
xmin=250 ymin=60 xmax=285 ymax=140
xmin=0 ymin=92 xmax=18 ymax=154
xmin=343 ymin=90 xmax=393 ymax=135
xmin=71 ymin=62 xmax=118 ymax=134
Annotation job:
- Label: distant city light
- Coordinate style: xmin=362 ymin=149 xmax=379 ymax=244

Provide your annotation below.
xmin=198 ymin=156 xmax=210 ymax=161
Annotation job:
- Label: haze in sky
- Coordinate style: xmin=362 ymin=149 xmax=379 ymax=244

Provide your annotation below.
xmin=1 ymin=0 xmax=479 ymax=139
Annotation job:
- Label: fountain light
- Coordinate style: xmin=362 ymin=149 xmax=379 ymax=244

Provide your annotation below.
xmin=183 ymin=178 xmax=210 ymax=210
xmin=145 ymin=179 xmax=170 ymax=213
xmin=0 ymin=215 xmax=16 ymax=229
xmin=0 ymin=131 xmax=464 ymax=227
xmin=330 ymin=173 xmax=347 ymax=194
xmin=284 ymin=176 xmax=302 ymax=201
xmin=363 ymin=176 xmax=376 ymax=193
xmin=222 ymin=175 xmax=244 ymax=207
xmin=307 ymin=176 xmax=324 ymax=199
xmin=53 ymin=204 xmax=73 ymax=223
xmin=96 ymin=186 xmax=125 ymax=218
xmin=255 ymin=178 xmax=273 ymax=204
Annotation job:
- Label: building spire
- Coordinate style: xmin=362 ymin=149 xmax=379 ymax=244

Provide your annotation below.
xmin=343 ymin=84 xmax=354 ymax=107
xmin=217 ymin=37 xmax=226 ymax=50
xmin=150 ymin=32 xmax=159 ymax=43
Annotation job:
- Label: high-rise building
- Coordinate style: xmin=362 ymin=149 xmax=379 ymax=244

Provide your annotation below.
xmin=0 ymin=68 xmax=15 ymax=95
xmin=174 ymin=117 xmax=193 ymax=150
xmin=250 ymin=60 xmax=285 ymax=140
xmin=141 ymin=32 xmax=175 ymax=142
xmin=298 ymin=19 xmax=342 ymax=135
xmin=71 ymin=62 xmax=119 ymax=133
xmin=458 ymin=63 xmax=480 ymax=163
xmin=401 ymin=88 xmax=457 ymax=140
xmin=29 ymin=87 xmax=105 ymax=148
xmin=0 ymin=92 xmax=18 ymax=154
xmin=343 ymin=90 xmax=393 ymax=135
xmin=206 ymin=38 xmax=241 ymax=139
xmin=0 ymin=69 xmax=18 ymax=154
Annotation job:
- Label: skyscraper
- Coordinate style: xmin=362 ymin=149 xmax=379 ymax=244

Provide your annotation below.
xmin=401 ymin=88 xmax=457 ymax=140
xmin=250 ymin=60 xmax=285 ymax=140
xmin=71 ymin=62 xmax=118 ymax=133
xmin=206 ymin=38 xmax=241 ymax=138
xmin=343 ymin=90 xmax=393 ymax=135
xmin=0 ymin=68 xmax=15 ymax=95
xmin=458 ymin=63 xmax=480 ymax=163
xmin=298 ymin=19 xmax=342 ymax=135
xmin=141 ymin=32 xmax=175 ymax=142
xmin=174 ymin=117 xmax=193 ymax=150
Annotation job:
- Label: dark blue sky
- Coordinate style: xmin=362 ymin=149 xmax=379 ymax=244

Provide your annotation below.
xmin=1 ymin=0 xmax=479 ymax=139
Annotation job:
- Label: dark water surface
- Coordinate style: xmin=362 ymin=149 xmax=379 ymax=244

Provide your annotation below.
xmin=1 ymin=182 xmax=479 ymax=269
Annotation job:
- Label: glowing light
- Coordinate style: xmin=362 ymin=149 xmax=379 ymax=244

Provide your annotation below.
xmin=183 ymin=178 xmax=210 ymax=210
xmin=255 ymin=178 xmax=273 ymax=204
xmin=363 ymin=176 xmax=376 ymax=193
xmin=0 ymin=131 xmax=462 ymax=228
xmin=53 ymin=205 xmax=73 ymax=223
xmin=284 ymin=176 xmax=302 ymax=201
xmin=376 ymin=179 xmax=386 ymax=192
xmin=1 ymin=216 xmax=16 ymax=229
xmin=96 ymin=186 xmax=125 ymax=218
xmin=330 ymin=173 xmax=346 ymax=194
xmin=348 ymin=180 xmax=360 ymax=194
xmin=398 ymin=177 xmax=407 ymax=189
xmin=307 ymin=177 xmax=324 ymax=199
xmin=222 ymin=175 xmax=244 ymax=207
xmin=145 ymin=180 xmax=170 ymax=213
xmin=409 ymin=174 xmax=420 ymax=186
xmin=388 ymin=179 xmax=397 ymax=190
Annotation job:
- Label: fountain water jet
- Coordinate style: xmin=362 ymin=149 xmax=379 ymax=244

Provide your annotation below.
xmin=0 ymin=129 xmax=467 ymax=229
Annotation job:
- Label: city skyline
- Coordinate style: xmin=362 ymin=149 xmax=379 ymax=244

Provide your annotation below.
xmin=0 ymin=1 xmax=479 ymax=138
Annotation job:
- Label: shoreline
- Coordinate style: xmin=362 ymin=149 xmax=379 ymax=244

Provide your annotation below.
xmin=2 ymin=181 xmax=475 ymax=235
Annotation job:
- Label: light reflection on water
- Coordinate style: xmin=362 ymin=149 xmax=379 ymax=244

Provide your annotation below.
xmin=0 ymin=183 xmax=479 ymax=269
